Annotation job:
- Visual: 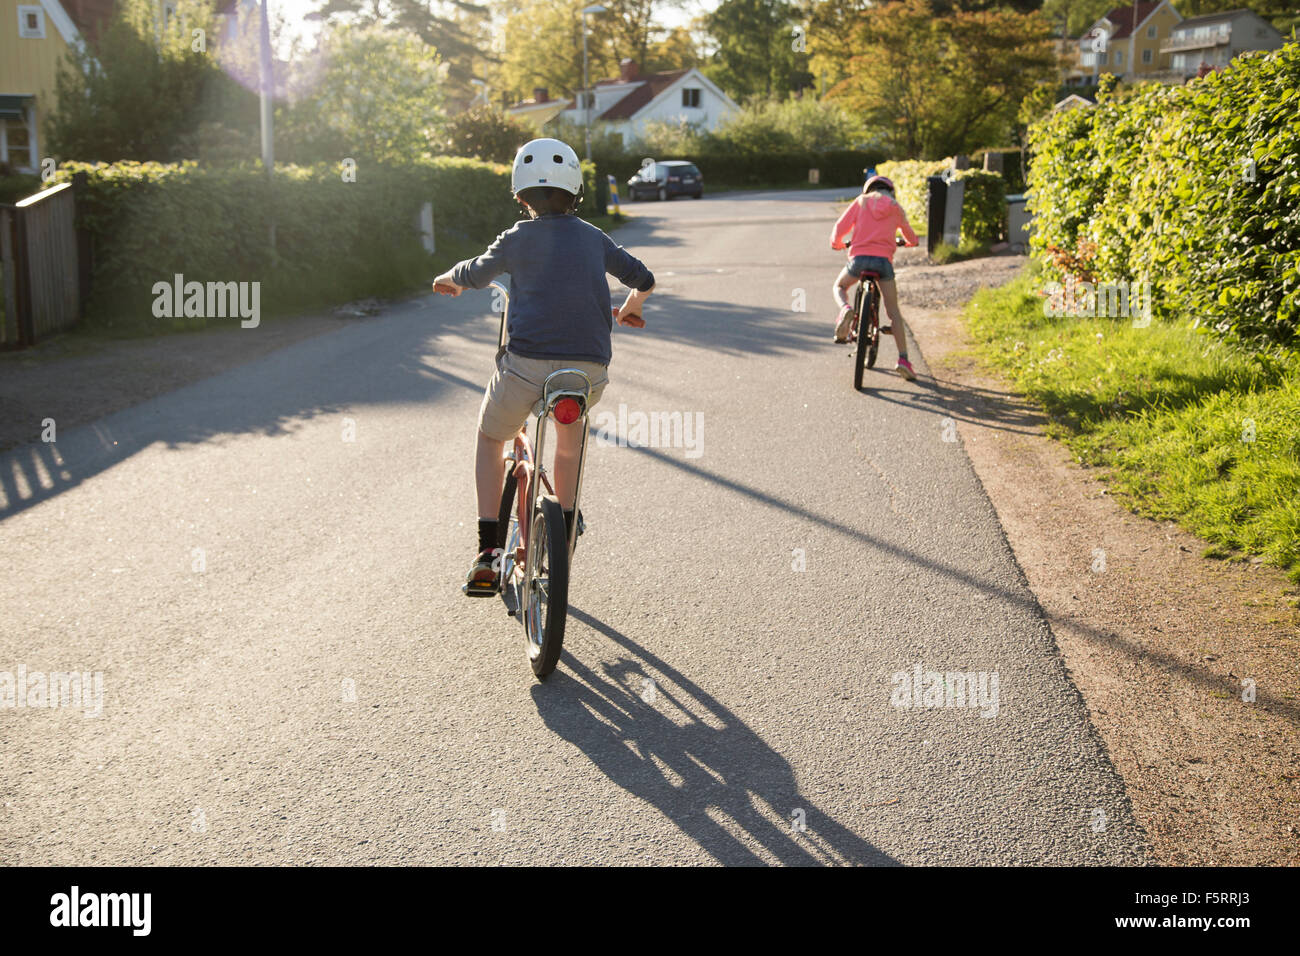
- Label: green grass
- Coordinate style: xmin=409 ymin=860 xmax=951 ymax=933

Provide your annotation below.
xmin=964 ymin=264 xmax=1300 ymax=583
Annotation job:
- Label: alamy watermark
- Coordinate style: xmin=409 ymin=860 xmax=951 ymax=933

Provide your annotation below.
xmin=1 ymin=666 xmax=103 ymax=718
xmin=1042 ymin=277 xmax=1152 ymax=326
xmin=593 ymin=403 xmax=704 ymax=459
xmin=890 ymin=662 xmax=999 ymax=719
xmin=152 ymin=274 xmax=260 ymax=328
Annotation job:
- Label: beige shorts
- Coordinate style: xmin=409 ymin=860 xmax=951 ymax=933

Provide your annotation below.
xmin=478 ymin=351 xmax=609 ymax=442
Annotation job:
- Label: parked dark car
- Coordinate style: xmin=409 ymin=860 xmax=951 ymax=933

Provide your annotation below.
xmin=626 ymin=160 xmax=703 ymax=201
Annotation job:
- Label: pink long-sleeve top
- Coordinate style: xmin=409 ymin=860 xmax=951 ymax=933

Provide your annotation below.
xmin=831 ymin=193 xmax=919 ymax=259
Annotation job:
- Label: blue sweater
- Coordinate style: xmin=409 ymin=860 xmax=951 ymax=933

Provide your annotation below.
xmin=450 ymin=214 xmax=654 ymax=365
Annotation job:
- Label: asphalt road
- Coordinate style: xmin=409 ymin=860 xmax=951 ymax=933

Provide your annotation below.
xmin=0 ymin=188 xmax=1147 ymax=865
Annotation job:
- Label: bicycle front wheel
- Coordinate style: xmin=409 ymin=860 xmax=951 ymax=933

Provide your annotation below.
xmin=522 ymin=494 xmax=569 ymax=679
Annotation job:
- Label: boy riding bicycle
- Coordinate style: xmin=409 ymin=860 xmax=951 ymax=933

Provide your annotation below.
xmin=432 ymin=138 xmax=655 ymax=596
xmin=830 ymin=174 xmax=920 ymax=380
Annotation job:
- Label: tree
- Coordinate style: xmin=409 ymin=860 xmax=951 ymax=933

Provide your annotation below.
xmin=45 ymin=1 xmax=236 ymax=162
xmin=703 ymin=0 xmax=812 ymax=100
xmin=313 ymin=0 xmax=493 ymax=106
xmin=1182 ymin=0 xmax=1299 ymax=34
xmin=823 ymin=0 xmax=1056 ymax=159
xmin=494 ymin=0 xmax=673 ymax=106
xmin=1040 ymin=0 xmax=1119 ymax=37
xmin=644 ymin=25 xmax=706 ymax=74
xmin=277 ymin=24 xmax=447 ymax=165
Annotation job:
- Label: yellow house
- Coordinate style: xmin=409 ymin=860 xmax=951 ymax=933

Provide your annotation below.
xmin=1079 ymin=1 xmax=1185 ymax=83
xmin=1 ymin=0 xmax=114 ymax=173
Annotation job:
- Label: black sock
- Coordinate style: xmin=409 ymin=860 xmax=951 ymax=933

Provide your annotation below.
xmin=477 ymin=519 xmax=499 ymax=554
xmin=563 ymin=510 xmax=575 ymax=539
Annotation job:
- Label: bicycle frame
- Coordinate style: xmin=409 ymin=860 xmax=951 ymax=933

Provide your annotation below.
xmin=488 ymin=281 xmax=592 ymax=626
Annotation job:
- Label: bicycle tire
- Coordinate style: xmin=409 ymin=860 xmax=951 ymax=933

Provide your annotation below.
xmin=523 ymin=494 xmax=569 ymax=679
xmin=853 ymin=282 xmax=870 ymax=390
xmin=866 ymin=285 xmax=881 ymax=370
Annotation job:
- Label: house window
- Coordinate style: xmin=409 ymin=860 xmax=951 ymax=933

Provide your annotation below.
xmin=17 ymin=5 xmax=46 ymax=38
xmin=1142 ymin=48 xmax=1153 ymax=64
xmin=681 ymin=88 xmax=701 ymax=108
xmin=1146 ymin=25 xmax=1156 ymax=39
xmin=1098 ymin=51 xmax=1108 ymax=65
xmin=1 ymin=114 xmax=34 ymax=171
xmin=1115 ymin=50 xmax=1124 ymax=66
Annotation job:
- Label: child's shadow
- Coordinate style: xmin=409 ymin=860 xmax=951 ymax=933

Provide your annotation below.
xmin=531 ymin=607 xmax=900 ymax=866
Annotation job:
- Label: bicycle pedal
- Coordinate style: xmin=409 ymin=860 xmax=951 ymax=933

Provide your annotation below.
xmin=462 ymin=582 xmax=499 ymax=598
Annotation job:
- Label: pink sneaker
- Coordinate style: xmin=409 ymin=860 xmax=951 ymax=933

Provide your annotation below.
xmin=895 ymin=357 xmax=917 ymax=381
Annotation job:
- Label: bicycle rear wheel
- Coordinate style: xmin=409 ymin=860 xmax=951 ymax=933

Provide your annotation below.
xmin=866 ymin=285 xmax=881 ymax=370
xmin=522 ymin=494 xmax=569 ymax=679
xmin=853 ymin=282 xmax=870 ymax=390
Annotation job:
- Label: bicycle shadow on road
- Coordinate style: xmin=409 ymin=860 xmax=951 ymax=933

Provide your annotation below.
xmin=855 ymin=372 xmax=1046 ymax=437
xmin=531 ymin=606 xmax=900 ymax=867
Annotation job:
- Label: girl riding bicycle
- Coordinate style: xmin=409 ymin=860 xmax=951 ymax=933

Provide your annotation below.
xmin=432 ymin=138 xmax=655 ymax=596
xmin=830 ymin=175 xmax=919 ymax=380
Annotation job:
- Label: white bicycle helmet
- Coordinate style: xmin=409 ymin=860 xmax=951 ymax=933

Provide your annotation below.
xmin=511 ymin=138 xmax=583 ymax=196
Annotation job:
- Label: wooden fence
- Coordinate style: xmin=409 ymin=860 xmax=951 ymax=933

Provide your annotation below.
xmin=1 ymin=181 xmax=82 ymax=349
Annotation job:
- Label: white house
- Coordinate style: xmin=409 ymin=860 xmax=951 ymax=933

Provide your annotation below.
xmin=1161 ymin=8 xmax=1284 ymax=77
xmin=508 ymin=59 xmax=740 ymax=147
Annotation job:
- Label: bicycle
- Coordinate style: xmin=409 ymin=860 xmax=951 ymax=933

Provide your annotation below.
xmin=845 ymin=235 xmax=907 ymax=391
xmin=457 ymin=280 xmax=593 ymax=679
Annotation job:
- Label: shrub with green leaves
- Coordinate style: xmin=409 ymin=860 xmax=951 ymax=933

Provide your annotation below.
xmin=953 ymin=169 xmax=1007 ymax=245
xmin=51 ymin=157 xmax=537 ymax=330
xmin=873 ymin=158 xmax=949 ymax=226
xmin=1027 ymin=45 xmax=1300 ymax=350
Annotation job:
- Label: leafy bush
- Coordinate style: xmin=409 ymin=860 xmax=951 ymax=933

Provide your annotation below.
xmin=709 ymin=96 xmax=865 ymax=153
xmin=877 ymin=158 xmax=950 ymax=228
xmin=1027 ymin=45 xmax=1300 ymax=350
xmin=952 ymin=169 xmax=1007 ymax=245
xmin=0 ymin=172 xmax=41 ymax=204
xmin=442 ymin=107 xmax=531 ymax=164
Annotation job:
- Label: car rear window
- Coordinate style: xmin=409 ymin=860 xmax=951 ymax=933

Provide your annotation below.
xmin=681 ymin=165 xmax=700 ymax=176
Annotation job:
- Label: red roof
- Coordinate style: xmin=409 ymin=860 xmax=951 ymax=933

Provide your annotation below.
xmin=1102 ymin=2 xmax=1164 ymax=39
xmin=598 ymin=69 xmax=690 ymax=121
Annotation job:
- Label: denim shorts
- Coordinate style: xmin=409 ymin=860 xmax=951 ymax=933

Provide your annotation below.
xmin=847 ymin=255 xmax=894 ymax=281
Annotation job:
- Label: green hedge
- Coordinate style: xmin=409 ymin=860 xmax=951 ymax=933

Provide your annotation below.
xmin=880 ymin=159 xmax=1005 ymax=246
xmin=0 ymin=173 xmax=42 ymax=204
xmin=48 ymin=156 xmax=599 ymax=330
xmin=952 ymin=169 xmax=1007 ymax=245
xmin=876 ymin=159 xmax=950 ymax=230
xmin=1027 ymin=44 xmax=1300 ymax=350
xmin=594 ymin=149 xmax=887 ymax=190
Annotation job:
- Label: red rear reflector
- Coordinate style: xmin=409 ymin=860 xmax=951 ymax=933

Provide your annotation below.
xmin=553 ymin=398 xmax=582 ymax=424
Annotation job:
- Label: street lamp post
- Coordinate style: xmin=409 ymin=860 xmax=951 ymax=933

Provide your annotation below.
xmin=581 ymin=4 xmax=606 ymax=161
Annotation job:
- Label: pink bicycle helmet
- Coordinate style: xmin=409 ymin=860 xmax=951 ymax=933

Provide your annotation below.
xmin=863 ymin=174 xmax=895 ymax=194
